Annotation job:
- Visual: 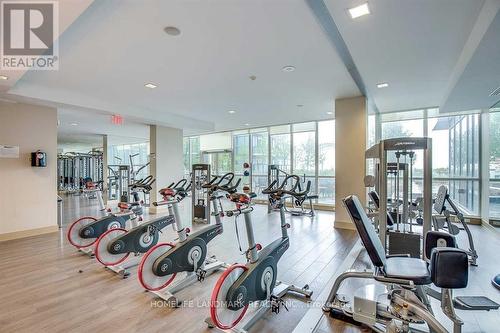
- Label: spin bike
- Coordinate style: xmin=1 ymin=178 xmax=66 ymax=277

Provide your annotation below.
xmin=207 ymin=175 xmax=313 ymax=332
xmin=67 ymin=201 xmax=144 ymax=258
xmin=67 ymin=175 xmax=157 ymax=256
xmin=92 ymin=179 xmax=191 ymax=278
xmin=138 ymin=173 xmax=238 ymax=306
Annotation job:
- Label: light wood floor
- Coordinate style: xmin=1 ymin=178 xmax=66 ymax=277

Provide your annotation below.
xmin=314 ymin=222 xmax=500 ymax=333
xmin=1 ymin=194 xmax=499 ymax=333
xmin=0 ymin=194 xmax=357 ymax=333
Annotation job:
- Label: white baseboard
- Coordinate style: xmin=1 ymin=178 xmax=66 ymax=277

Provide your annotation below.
xmin=0 ymin=225 xmax=59 ymax=242
xmin=334 ymin=220 xmax=356 ymax=230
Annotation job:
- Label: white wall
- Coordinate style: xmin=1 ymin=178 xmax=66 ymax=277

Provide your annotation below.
xmin=149 ymin=125 xmax=184 ymax=210
xmin=0 ymin=102 xmax=58 ymax=238
xmin=334 ymin=96 xmax=367 ymax=229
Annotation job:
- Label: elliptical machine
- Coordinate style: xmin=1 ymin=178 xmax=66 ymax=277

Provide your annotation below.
xmin=207 ymin=175 xmax=313 ymax=331
xmin=93 ymin=179 xmax=190 ymax=278
xmin=138 ymin=173 xmax=238 ymax=306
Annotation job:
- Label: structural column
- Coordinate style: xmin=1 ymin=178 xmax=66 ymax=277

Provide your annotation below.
xmin=149 ymin=125 xmax=184 ymax=213
xmin=334 ymin=96 xmax=367 ymax=229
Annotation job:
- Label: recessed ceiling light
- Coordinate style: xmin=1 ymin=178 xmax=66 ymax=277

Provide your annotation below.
xmin=228 ymin=110 xmax=236 ymax=114
xmin=297 ymin=104 xmax=304 ymax=107
xmin=245 ymin=123 xmax=250 ymax=126
xmin=349 ymin=3 xmax=370 ymax=19
xmin=144 ymin=83 xmax=157 ymax=89
xmin=70 ymin=122 xmax=78 ymax=126
xmin=282 ymin=65 xmax=295 ymax=72
xmin=164 ymin=26 xmax=181 ymax=36
xmin=327 ymin=111 xmax=333 ymax=115
xmin=377 ymin=82 xmax=389 ymax=88
xmin=0 ymin=75 xmax=8 ymax=80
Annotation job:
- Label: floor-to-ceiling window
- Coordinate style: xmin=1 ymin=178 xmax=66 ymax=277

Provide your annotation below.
xmin=380 ymin=110 xmax=425 ymax=201
xmin=183 ymin=137 xmax=201 ymax=178
xmin=183 ymin=119 xmax=336 ymax=208
xmin=270 ymin=125 xmax=291 ymax=173
xmin=183 ymin=138 xmax=190 ymax=176
xmin=376 ymin=108 xmax=480 ymax=215
xmin=251 ymin=128 xmax=269 ymax=199
xmin=381 ymin=110 xmax=424 ymax=140
xmin=428 ymin=113 xmax=480 ymax=215
xmin=233 ymin=131 xmax=250 ymax=191
xmin=292 ymin=122 xmax=316 ymax=197
xmin=108 ymin=142 xmax=150 ymax=180
xmin=489 ymin=110 xmax=500 ymax=219
xmin=318 ymin=120 xmax=335 ymax=204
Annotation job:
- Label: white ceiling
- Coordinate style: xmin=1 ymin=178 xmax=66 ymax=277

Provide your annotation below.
xmin=1 ymin=0 xmax=499 ymax=143
xmin=441 ymin=8 xmax=500 ymax=112
xmin=7 ymin=0 xmax=359 ymax=136
xmin=324 ymin=0 xmax=486 ymax=113
xmin=57 ymin=108 xmax=149 ymax=147
xmin=0 ymin=0 xmax=94 ymax=93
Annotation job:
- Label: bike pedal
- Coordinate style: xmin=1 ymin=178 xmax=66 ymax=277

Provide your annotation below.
xmin=270 ymin=295 xmax=288 ymax=314
xmin=196 ymin=268 xmax=207 ymax=282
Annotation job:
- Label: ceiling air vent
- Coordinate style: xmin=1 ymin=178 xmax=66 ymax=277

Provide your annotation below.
xmin=490 ymin=86 xmax=500 ymax=96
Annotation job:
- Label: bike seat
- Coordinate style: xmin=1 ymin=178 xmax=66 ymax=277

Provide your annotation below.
xmin=159 ymin=188 xmax=175 ymax=197
xmin=229 ymin=193 xmax=252 ymax=204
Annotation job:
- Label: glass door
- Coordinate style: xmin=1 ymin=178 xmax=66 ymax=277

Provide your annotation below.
xmin=203 ymin=152 xmax=233 ymax=176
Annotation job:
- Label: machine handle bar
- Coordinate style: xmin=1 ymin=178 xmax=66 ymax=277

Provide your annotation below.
xmin=225 ymin=206 xmax=253 ymax=217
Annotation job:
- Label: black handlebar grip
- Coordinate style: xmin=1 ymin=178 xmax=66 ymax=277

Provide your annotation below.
xmin=262 ymin=180 xmax=278 ymax=194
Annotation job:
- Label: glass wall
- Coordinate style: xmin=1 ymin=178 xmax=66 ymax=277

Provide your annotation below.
xmin=318 ymin=120 xmax=335 ymax=204
xmin=184 ymin=120 xmax=336 ymax=205
xmin=489 ymin=110 xmax=500 ymax=218
xmin=108 ymin=142 xmax=150 ymax=180
xmin=293 ymin=122 xmax=316 ymax=177
xmin=233 ymin=131 xmax=250 ymax=191
xmin=251 ymin=128 xmax=269 ymax=199
xmin=182 ymin=137 xmax=201 ymax=177
xmin=270 ymin=125 xmax=291 ymax=173
xmin=376 ymin=109 xmax=480 ymax=215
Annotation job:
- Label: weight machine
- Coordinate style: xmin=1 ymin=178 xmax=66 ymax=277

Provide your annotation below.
xmin=106 ymin=153 xmax=151 ymax=202
xmin=57 ymin=151 xmax=103 ymax=192
xmin=192 ymin=164 xmax=211 ymax=224
xmin=365 ymin=137 xmax=432 ymax=258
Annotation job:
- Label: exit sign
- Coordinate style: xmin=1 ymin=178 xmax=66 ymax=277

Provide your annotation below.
xmin=111 ymin=114 xmax=123 ymax=125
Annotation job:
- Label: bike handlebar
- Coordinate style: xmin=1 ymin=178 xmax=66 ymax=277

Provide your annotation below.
xmin=262 ymin=174 xmax=310 ymax=198
xmin=212 ymin=178 xmax=241 ymax=194
xmin=202 ymin=172 xmax=235 ymax=189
